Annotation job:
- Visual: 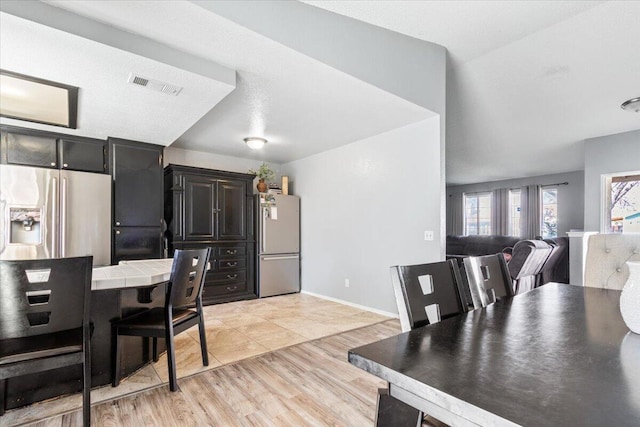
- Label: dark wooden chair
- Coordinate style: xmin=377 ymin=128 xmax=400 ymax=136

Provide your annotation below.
xmin=0 ymin=256 xmax=93 ymax=426
xmin=379 ymin=260 xmax=467 ymax=426
xmin=111 ymin=248 xmax=210 ymax=392
xmin=463 ymin=253 xmax=514 ymax=309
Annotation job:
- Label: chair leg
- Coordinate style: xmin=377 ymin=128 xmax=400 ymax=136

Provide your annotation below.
xmin=165 ymin=325 xmax=178 ymax=392
xmin=111 ymin=327 xmax=121 ymax=388
xmin=83 ymin=339 xmax=91 ymax=426
xmin=152 ymin=338 xmax=159 ymax=363
xmin=0 ymin=378 xmax=5 ymax=416
xmin=198 ymin=315 xmax=209 ymax=366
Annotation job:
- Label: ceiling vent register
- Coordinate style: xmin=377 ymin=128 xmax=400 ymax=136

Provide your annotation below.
xmin=127 ymin=73 xmax=183 ymax=96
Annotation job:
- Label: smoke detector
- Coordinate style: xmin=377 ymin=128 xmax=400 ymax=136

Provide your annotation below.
xmin=127 ymin=73 xmax=183 ymax=96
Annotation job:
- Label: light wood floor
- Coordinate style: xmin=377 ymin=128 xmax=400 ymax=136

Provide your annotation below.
xmin=3 ymin=294 xmax=401 ymax=426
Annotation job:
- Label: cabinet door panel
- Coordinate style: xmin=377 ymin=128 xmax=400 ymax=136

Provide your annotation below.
xmin=5 ymin=132 xmax=58 ymax=168
xmin=113 ymin=227 xmax=162 ymax=264
xmin=184 ymin=175 xmax=216 ymax=240
xmin=60 ymin=138 xmax=106 ymax=173
xmin=112 ymin=141 xmax=163 ymax=227
xmin=218 ymin=179 xmax=246 ymax=240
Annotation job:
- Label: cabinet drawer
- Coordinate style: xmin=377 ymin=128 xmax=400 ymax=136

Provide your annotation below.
xmin=206 ymin=270 xmax=246 ymax=286
xmin=217 ymin=245 xmax=246 ymax=258
xmin=216 ymin=258 xmax=246 ymax=271
xmin=203 ymin=281 xmax=248 ymax=298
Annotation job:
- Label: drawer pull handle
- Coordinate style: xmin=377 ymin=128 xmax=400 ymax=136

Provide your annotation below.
xmin=227 ymin=262 xmax=237 ymax=267
xmin=226 ymin=250 xmax=237 ymax=255
xmin=227 ymin=274 xmax=238 ymax=279
xmin=226 ymin=285 xmax=238 ymax=292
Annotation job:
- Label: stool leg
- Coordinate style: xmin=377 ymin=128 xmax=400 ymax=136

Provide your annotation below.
xmin=83 ymin=341 xmax=91 ymax=426
xmin=165 ymin=325 xmax=178 ymax=392
xmin=198 ymin=315 xmax=209 ymax=366
xmin=0 ymin=378 xmax=6 ymax=416
xmin=111 ymin=327 xmax=121 ymax=387
xmin=152 ymin=338 xmax=159 ymax=363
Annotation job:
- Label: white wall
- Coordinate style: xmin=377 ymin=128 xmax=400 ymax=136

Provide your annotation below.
xmin=584 ymin=129 xmax=640 ymax=231
xmin=281 ymin=118 xmax=441 ymax=314
xmin=446 ymin=170 xmax=585 ymax=236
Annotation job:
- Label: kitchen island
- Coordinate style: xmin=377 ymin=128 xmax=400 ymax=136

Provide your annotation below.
xmin=4 ymin=260 xmax=174 ymax=411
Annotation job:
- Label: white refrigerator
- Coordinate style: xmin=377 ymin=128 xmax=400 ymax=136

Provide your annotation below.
xmin=256 ymin=194 xmax=300 ymax=297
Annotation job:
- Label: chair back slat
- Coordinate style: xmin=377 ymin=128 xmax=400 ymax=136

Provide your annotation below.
xmin=0 ymin=256 xmax=92 ymax=340
xmin=391 ymin=260 xmax=465 ymax=332
xmin=167 ymin=248 xmax=211 ymax=309
xmin=463 ymin=254 xmax=513 ymax=309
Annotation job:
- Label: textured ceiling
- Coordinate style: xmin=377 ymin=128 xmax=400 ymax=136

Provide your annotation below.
xmin=0 ymin=10 xmax=234 ymax=145
xmin=304 ymin=1 xmax=640 ymax=185
xmin=2 ymin=1 xmax=639 ymax=184
xmin=34 ymin=0 xmax=432 ymax=163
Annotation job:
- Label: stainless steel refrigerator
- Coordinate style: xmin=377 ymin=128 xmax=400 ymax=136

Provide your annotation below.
xmin=0 ymin=164 xmax=111 ymax=266
xmin=256 ymin=194 xmax=300 ymax=297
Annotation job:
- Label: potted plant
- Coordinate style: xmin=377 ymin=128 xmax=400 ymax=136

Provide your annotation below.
xmin=248 ymin=163 xmax=275 ymax=192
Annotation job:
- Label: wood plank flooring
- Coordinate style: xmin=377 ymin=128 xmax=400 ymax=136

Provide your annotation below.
xmin=24 ymin=320 xmax=402 ymax=426
xmin=2 ymin=294 xmax=401 ymax=426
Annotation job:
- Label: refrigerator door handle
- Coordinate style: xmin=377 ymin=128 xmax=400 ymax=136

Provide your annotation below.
xmin=262 ymin=255 xmax=300 ymax=261
xmin=261 ymin=207 xmax=268 ymax=253
xmin=61 ymin=176 xmax=67 ymax=257
xmin=51 ymin=176 xmax=58 ymax=258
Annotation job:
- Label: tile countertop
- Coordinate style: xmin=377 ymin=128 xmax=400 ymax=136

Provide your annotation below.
xmin=92 ymin=259 xmax=174 ymax=291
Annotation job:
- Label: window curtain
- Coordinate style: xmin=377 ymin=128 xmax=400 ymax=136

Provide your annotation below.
xmin=521 ymin=185 xmax=541 ymax=239
xmin=492 ymin=188 xmax=509 ymax=235
xmin=447 ymin=193 xmax=464 ymax=235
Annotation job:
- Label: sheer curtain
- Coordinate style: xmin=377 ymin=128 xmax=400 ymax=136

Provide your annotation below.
xmin=521 ymin=185 xmax=541 ymax=239
xmin=492 ymin=188 xmax=509 ymax=235
xmin=447 ymin=193 xmax=464 ymax=235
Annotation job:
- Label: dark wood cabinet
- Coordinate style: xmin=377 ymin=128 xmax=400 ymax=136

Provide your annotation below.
xmin=60 ymin=137 xmax=106 ymax=173
xmin=1 ymin=126 xmax=107 ymax=173
xmin=165 ymin=164 xmax=255 ymax=305
xmin=113 ymin=226 xmax=163 ymax=263
xmin=110 ymin=138 xmax=164 ymax=263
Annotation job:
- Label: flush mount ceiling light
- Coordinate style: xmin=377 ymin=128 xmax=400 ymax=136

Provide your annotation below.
xmin=621 ymin=97 xmax=640 ymax=113
xmin=244 ymin=137 xmax=267 ymax=149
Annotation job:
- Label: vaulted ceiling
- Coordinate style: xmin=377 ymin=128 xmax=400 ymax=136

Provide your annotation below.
xmin=1 ymin=1 xmax=639 ymax=185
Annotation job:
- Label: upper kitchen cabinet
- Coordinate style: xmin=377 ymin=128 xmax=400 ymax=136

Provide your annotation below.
xmin=0 ymin=126 xmax=107 ymax=173
xmin=59 ymin=136 xmax=107 ymax=173
xmin=109 ymin=138 xmax=164 ymax=227
xmin=165 ymin=165 xmax=252 ymax=242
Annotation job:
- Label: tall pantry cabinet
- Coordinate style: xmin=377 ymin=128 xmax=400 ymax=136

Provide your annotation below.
xmin=164 ymin=164 xmax=256 ymax=305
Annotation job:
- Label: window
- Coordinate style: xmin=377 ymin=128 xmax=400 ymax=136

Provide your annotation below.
xmin=541 ymin=188 xmax=558 ymax=238
xmin=464 ymin=192 xmax=492 ymax=235
xmin=610 ymin=175 xmax=640 ymax=233
xmin=509 ymin=189 xmax=521 ymax=236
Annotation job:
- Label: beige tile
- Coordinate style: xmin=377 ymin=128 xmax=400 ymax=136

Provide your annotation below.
xmin=93 ymin=364 xmax=162 ymax=402
xmin=210 ymin=341 xmax=270 ymax=365
xmin=235 ymin=321 xmax=291 ymax=339
xmin=254 ymin=330 xmax=308 ymax=350
xmin=205 ymin=327 xmax=252 ymax=349
xmin=152 ymin=333 xmax=221 ymax=383
xmin=285 ymin=323 xmax=342 ymax=340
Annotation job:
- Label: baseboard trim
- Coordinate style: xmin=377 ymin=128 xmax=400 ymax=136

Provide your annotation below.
xmin=300 ymin=290 xmax=398 ymax=319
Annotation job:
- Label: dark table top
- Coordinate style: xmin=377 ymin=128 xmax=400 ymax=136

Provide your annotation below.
xmin=349 ymin=283 xmax=640 ymax=426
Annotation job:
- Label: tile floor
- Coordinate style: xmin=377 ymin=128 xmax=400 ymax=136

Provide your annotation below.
xmin=2 ymin=293 xmax=392 ymax=426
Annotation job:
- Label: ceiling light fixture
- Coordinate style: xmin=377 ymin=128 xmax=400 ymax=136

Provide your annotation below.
xmin=244 ymin=137 xmax=267 ymax=149
xmin=621 ymin=97 xmax=640 ymax=113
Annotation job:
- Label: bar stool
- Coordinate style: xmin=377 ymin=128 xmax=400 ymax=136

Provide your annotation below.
xmin=111 ymin=248 xmax=210 ymax=392
xmin=0 ymin=256 xmax=93 ymax=426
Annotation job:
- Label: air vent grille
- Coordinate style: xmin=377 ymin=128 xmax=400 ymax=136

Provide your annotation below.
xmin=132 ymin=76 xmax=149 ymax=86
xmin=127 ymin=73 xmax=182 ymax=96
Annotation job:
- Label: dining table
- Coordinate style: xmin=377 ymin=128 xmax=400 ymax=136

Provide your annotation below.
xmin=349 ymin=283 xmax=640 ymax=426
